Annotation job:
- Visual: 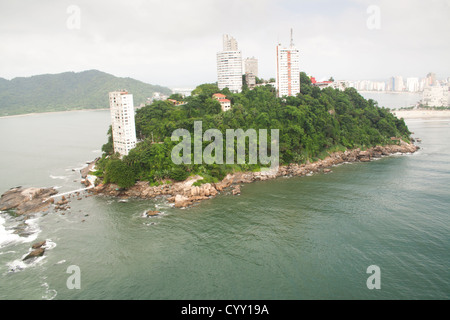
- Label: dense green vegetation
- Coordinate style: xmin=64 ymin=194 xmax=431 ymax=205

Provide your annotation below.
xmin=0 ymin=70 xmax=172 ymax=116
xmin=96 ymin=72 xmax=411 ymax=188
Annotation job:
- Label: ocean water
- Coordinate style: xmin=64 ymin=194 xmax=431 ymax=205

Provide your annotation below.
xmin=0 ymin=109 xmax=449 ymax=300
xmin=359 ymin=92 xmax=422 ymax=109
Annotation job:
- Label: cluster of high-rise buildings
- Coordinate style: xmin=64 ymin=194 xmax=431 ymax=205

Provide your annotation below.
xmin=216 ymin=32 xmax=301 ymax=98
xmin=349 ymin=73 xmax=449 ymax=93
xmin=346 ymin=72 xmax=450 ymax=107
xmin=216 ymin=34 xmax=261 ymax=93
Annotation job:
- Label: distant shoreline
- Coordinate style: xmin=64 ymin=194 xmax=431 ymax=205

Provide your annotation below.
xmin=358 ymin=91 xmax=421 ymax=94
xmin=392 ymin=109 xmax=450 ymax=119
xmin=0 ymin=108 xmax=109 ymax=119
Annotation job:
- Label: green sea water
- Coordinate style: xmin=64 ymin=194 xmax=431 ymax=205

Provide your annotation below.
xmin=0 ymin=110 xmax=449 ymax=299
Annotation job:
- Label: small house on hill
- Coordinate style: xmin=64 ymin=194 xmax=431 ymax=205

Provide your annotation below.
xmin=212 ymin=93 xmax=232 ymax=112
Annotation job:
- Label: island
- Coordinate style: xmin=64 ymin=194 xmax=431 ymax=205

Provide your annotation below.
xmin=89 ymin=73 xmax=418 ymax=208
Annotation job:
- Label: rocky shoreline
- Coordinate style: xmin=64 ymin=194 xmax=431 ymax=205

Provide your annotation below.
xmin=92 ymin=140 xmax=419 ymax=208
xmin=0 ymin=141 xmax=419 ymax=213
xmin=0 ymin=159 xmax=98 ymax=216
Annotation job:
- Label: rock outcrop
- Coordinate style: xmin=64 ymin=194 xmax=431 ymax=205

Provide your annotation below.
xmin=0 ymin=187 xmax=57 ymax=215
xmin=92 ymin=141 xmax=419 ymax=208
xmin=31 ymin=240 xmax=46 ymax=249
xmin=23 ymin=247 xmax=45 ymax=261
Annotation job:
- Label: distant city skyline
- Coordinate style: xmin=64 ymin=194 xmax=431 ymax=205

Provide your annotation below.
xmin=0 ymin=0 xmax=449 ymax=87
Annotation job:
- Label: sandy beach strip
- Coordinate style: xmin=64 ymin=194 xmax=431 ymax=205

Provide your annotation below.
xmin=392 ymin=109 xmax=450 ymax=119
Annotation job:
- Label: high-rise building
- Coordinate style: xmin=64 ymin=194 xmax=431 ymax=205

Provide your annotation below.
xmin=389 ymin=76 xmax=404 ymax=92
xmin=426 ymin=72 xmax=437 ymax=86
xmin=109 ymin=90 xmax=137 ymax=157
xmin=406 ymin=78 xmax=420 ymax=92
xmin=217 ymin=34 xmax=243 ymax=93
xmin=276 ymin=30 xmax=300 ymax=97
xmin=223 ymin=34 xmax=238 ymax=51
xmin=245 ymin=72 xmax=256 ymax=89
xmin=244 ymin=57 xmax=258 ymax=77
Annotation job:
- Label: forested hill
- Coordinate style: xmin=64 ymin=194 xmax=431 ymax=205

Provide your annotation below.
xmin=96 ymin=72 xmax=412 ymax=188
xmin=0 ymin=70 xmax=172 ymax=116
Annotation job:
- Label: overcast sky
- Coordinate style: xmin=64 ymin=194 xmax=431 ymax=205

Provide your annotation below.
xmin=0 ymin=0 xmax=449 ymax=88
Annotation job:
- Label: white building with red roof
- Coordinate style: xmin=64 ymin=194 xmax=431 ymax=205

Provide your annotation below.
xmin=213 ymin=93 xmax=232 ymax=112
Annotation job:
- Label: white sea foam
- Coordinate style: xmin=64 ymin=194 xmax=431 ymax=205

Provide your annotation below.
xmin=5 ymin=238 xmax=55 ymax=274
xmin=50 ymin=175 xmax=68 ymax=180
xmin=0 ymin=215 xmax=41 ymax=248
xmin=42 ymin=239 xmax=57 ymax=250
xmin=1 ymin=214 xmax=44 ymax=273
xmin=66 ymin=166 xmax=84 ymax=172
xmin=0 ymin=250 xmax=16 ymax=256
xmin=6 ymin=259 xmax=27 ymax=273
xmin=6 ymin=254 xmax=46 ymax=273
xmin=20 ymin=217 xmax=41 ymax=244
xmin=55 ymin=259 xmax=66 ymax=265
xmin=0 ymin=216 xmax=23 ymax=248
xmin=155 ymin=203 xmax=172 ymax=210
xmin=41 ymin=282 xmax=57 ymax=300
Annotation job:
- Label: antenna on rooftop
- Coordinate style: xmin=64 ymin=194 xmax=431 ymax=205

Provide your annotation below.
xmin=290 ymin=28 xmax=294 ymax=47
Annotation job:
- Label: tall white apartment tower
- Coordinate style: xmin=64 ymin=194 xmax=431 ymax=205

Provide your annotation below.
xmin=109 ymin=90 xmax=137 ymax=157
xmin=276 ymin=29 xmax=300 ymax=97
xmin=217 ymin=34 xmax=243 ymax=93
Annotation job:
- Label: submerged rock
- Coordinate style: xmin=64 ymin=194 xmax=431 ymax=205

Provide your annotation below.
xmin=145 ymin=210 xmax=160 ymax=217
